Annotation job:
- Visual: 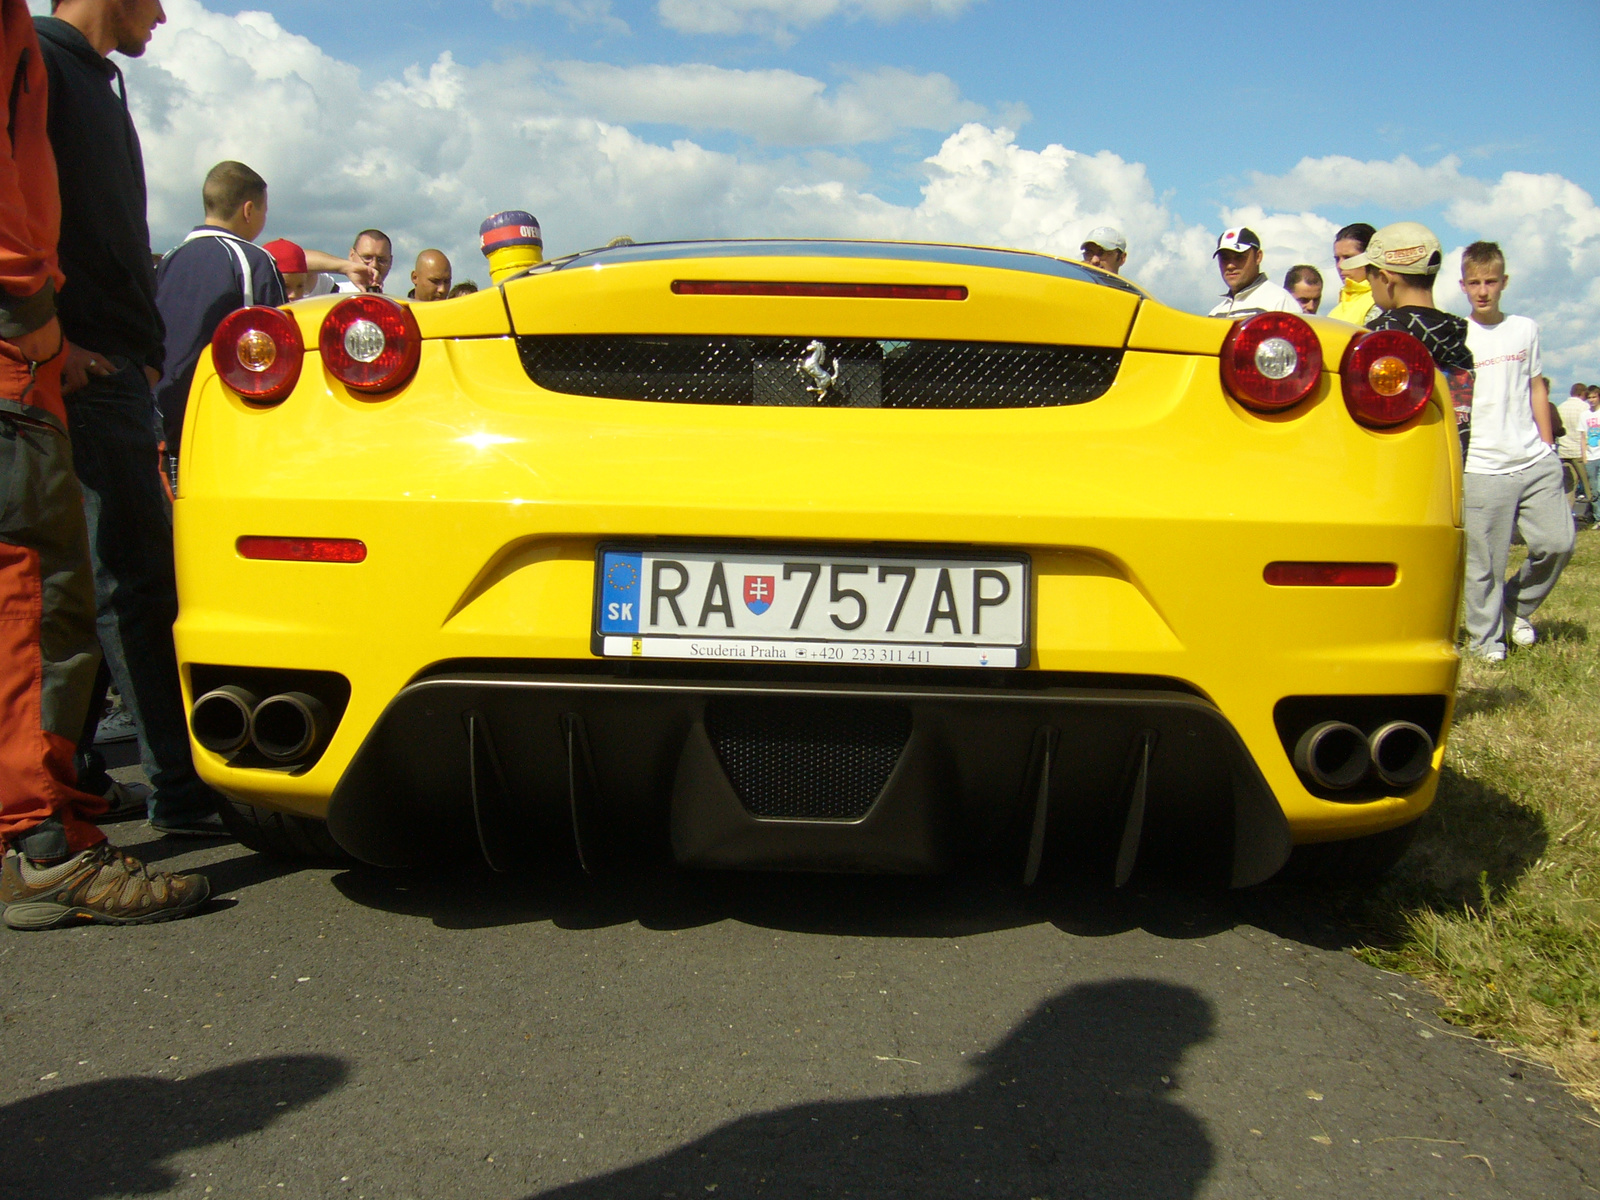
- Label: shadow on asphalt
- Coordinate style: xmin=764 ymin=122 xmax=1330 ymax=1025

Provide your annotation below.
xmin=172 ymin=755 xmax=1542 ymax=957
xmin=329 ymin=857 xmax=1253 ymax=943
xmin=526 ymin=979 xmax=1214 ymax=1200
xmin=0 ymin=1055 xmax=346 ymax=1197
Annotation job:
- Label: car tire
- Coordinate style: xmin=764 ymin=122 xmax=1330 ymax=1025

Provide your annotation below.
xmin=1276 ymin=819 xmax=1419 ymax=885
xmin=218 ymin=797 xmax=352 ymax=863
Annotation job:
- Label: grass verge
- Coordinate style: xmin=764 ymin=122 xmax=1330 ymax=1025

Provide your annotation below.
xmin=1352 ymin=526 xmax=1600 ymax=1105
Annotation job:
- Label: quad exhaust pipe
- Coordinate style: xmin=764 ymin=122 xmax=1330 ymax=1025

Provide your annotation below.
xmin=1292 ymin=719 xmax=1435 ymax=791
xmin=191 ymin=687 xmax=330 ymax=765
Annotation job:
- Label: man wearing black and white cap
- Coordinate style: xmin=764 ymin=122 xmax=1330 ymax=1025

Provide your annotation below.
xmin=1080 ymin=227 xmax=1126 ymax=275
xmin=1206 ymin=227 xmax=1302 ymax=318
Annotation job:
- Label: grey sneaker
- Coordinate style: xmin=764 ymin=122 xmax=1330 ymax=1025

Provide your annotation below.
xmin=1510 ymin=616 xmax=1538 ymax=647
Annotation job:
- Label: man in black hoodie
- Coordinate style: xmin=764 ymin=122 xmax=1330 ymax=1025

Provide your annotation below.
xmin=35 ymin=0 xmax=229 ymax=838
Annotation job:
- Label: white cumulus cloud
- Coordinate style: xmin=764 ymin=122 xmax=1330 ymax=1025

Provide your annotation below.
xmin=1245 ymin=154 xmax=1485 ymax=211
xmin=1440 ymin=172 xmax=1600 ymax=373
xmin=551 ymin=62 xmax=983 ymax=144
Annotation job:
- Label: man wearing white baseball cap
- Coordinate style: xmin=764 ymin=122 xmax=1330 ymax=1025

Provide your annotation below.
xmin=1080 ymin=227 xmax=1126 ymax=275
xmin=1207 ymin=227 xmax=1302 ymax=318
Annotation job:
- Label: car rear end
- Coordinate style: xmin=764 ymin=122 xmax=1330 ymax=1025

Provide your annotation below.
xmin=174 ymin=241 xmax=1462 ymax=885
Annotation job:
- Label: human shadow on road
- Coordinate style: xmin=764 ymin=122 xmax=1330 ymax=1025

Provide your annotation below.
xmin=526 ymin=978 xmax=1214 ymax=1200
xmin=0 ymin=1054 xmax=346 ymax=1198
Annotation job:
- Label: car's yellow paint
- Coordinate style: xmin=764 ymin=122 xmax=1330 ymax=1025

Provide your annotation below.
xmin=175 ymin=244 xmax=1462 ymax=847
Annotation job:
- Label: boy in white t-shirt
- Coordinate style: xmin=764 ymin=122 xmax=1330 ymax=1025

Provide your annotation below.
xmin=1459 ymin=241 xmax=1574 ymax=661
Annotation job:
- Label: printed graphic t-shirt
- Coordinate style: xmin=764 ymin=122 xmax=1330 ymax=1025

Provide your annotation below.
xmin=1584 ymin=408 xmax=1600 ymax=458
xmin=1463 ymin=314 xmax=1549 ymax=475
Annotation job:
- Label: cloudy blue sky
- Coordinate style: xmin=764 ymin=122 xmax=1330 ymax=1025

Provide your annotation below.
xmin=32 ymin=0 xmax=1600 ymax=372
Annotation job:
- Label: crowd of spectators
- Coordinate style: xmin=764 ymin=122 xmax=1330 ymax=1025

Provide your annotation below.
xmin=0 ymin=0 xmax=1590 ymax=929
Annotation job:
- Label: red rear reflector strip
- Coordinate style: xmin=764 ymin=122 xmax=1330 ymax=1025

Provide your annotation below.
xmin=672 ymin=280 xmax=967 ymax=301
xmin=237 ymin=536 xmax=367 ymax=564
xmin=1264 ymin=561 xmax=1396 ymax=587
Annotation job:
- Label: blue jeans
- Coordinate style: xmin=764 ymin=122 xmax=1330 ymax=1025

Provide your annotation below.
xmin=66 ymin=357 xmax=217 ymax=824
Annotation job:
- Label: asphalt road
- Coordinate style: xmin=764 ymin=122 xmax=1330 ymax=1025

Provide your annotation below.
xmin=3 ymin=806 xmax=1597 ymax=1200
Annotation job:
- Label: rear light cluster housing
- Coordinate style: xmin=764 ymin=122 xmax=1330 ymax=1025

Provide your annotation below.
xmin=210 ymin=295 xmax=422 ymax=407
xmin=211 ymin=306 xmax=303 ymax=403
xmin=1220 ymin=312 xmax=1435 ymax=430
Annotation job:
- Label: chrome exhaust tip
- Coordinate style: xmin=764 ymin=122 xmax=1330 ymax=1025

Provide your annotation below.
xmin=1292 ymin=721 xmax=1371 ymax=790
xmin=191 ymin=685 xmax=260 ymax=755
xmin=249 ymin=691 xmax=330 ymax=764
xmin=1369 ymin=721 xmax=1434 ymax=789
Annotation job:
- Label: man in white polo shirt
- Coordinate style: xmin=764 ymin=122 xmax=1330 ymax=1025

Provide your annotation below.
xmin=1457 ymin=240 xmax=1572 ymax=660
xmin=1207 ymin=228 xmax=1302 ymax=318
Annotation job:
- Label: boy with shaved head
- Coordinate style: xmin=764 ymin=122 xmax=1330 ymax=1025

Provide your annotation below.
xmin=154 ymin=160 xmax=286 ymax=456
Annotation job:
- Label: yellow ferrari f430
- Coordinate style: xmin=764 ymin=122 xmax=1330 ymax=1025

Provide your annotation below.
xmin=175 ymin=240 xmax=1462 ymax=886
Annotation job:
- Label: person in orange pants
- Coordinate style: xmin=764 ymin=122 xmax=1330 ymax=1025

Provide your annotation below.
xmin=0 ymin=0 xmax=206 ymax=929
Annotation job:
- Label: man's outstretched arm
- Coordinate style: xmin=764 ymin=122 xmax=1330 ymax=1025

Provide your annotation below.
xmin=304 ymin=250 xmax=377 ymax=290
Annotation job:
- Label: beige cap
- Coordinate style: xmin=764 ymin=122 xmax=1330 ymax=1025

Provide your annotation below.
xmin=1341 ymin=221 xmax=1443 ymax=276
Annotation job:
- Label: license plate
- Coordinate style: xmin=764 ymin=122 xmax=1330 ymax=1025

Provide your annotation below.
xmin=593 ymin=545 xmax=1029 ymax=668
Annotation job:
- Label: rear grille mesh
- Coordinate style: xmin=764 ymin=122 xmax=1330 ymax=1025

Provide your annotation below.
xmin=705 ymin=697 xmax=912 ymax=820
xmin=517 ymin=335 xmax=1121 ymax=408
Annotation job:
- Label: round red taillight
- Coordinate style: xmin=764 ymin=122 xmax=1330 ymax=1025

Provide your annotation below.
xmin=1340 ymin=329 xmax=1434 ymax=429
xmin=1219 ymin=312 xmax=1324 ymax=412
xmin=210 ymin=306 xmax=304 ymax=405
xmin=319 ymin=295 xmax=422 ymax=394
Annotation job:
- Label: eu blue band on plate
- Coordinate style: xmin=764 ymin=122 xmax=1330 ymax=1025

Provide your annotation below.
xmin=599 ymin=552 xmax=643 ymax=633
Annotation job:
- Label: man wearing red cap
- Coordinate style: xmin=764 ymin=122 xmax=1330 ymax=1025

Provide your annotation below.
xmin=0 ymin=0 xmax=209 ymax=928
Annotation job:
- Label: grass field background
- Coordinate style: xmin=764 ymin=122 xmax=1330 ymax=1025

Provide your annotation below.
xmin=1345 ymin=526 xmax=1600 ymax=1105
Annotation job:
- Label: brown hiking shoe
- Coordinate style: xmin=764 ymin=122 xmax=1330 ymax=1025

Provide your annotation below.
xmin=1 ymin=843 xmax=210 ymax=931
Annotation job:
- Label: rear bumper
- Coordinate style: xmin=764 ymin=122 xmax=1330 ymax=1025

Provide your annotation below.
xmin=325 ymin=670 xmax=1292 ymax=886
